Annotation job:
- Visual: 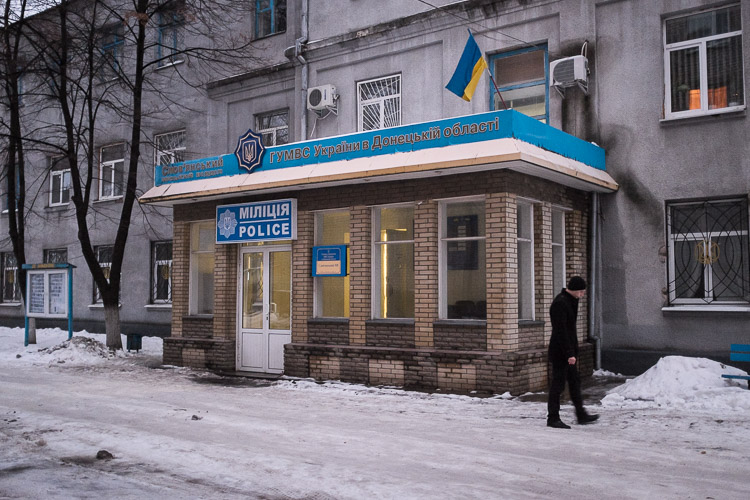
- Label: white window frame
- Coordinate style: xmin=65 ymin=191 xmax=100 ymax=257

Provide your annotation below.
xmin=371 ymin=203 xmax=415 ymax=319
xmin=99 ymin=144 xmax=124 ymax=200
xmin=437 ymin=196 xmax=487 ymax=320
xmin=551 ymin=208 xmax=567 ymax=294
xmin=255 ymin=110 xmax=289 ymax=147
xmin=663 ymin=4 xmax=745 ymax=119
xmin=154 ymin=130 xmax=186 ymax=167
xmin=517 ymin=200 xmax=535 ymax=320
xmin=49 ymin=156 xmax=71 ymax=207
xmin=357 ymin=74 xmax=402 ymax=132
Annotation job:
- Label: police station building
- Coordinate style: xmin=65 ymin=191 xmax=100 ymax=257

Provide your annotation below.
xmin=141 ymin=110 xmax=617 ymax=394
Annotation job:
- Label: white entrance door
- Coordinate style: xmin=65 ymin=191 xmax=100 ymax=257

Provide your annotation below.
xmin=238 ymin=246 xmax=292 ymax=373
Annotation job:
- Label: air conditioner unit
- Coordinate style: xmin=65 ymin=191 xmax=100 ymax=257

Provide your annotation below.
xmin=550 ymin=55 xmax=589 ymax=96
xmin=307 ymin=84 xmax=338 ymax=112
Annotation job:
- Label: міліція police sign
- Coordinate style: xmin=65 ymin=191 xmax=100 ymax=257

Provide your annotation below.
xmin=235 ymin=128 xmax=266 ymax=173
xmin=216 ymin=199 xmax=297 ymax=243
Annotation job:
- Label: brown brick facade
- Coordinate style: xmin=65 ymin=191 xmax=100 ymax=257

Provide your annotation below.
xmin=165 ymin=169 xmax=592 ymax=394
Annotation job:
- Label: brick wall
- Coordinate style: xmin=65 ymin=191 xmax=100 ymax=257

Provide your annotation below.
xmin=365 ymin=320 xmax=415 ymax=348
xmin=169 ymin=169 xmax=592 ymax=393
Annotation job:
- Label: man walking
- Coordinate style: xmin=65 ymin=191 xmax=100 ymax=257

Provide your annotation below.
xmin=547 ymin=276 xmax=599 ymax=429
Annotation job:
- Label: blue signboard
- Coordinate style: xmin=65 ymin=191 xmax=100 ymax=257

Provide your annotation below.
xmin=216 ymin=199 xmax=297 ymax=243
xmin=312 ymin=245 xmax=348 ymax=277
xmin=154 ymin=110 xmax=606 ymax=186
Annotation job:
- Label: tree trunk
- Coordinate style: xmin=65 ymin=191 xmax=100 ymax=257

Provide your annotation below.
xmin=28 ymin=317 xmax=36 ymax=345
xmin=103 ymin=303 xmax=122 ymax=351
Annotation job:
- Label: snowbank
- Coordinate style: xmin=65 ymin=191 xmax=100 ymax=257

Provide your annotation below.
xmin=602 ymin=355 xmax=750 ymax=412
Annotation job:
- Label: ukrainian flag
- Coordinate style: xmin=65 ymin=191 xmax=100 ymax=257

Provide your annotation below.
xmin=446 ymin=31 xmax=488 ymax=101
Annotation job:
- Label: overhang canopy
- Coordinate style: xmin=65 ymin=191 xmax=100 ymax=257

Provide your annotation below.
xmin=140 ymin=110 xmax=617 ymax=206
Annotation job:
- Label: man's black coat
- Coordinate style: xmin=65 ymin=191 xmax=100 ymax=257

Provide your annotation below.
xmin=548 ymin=288 xmax=580 ymax=363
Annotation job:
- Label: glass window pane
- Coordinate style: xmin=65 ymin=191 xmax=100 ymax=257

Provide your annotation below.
xmin=446 ymin=201 xmax=485 ymax=237
xmin=377 ymin=242 xmax=414 ymax=318
xmin=666 ymin=6 xmax=741 ymax=44
xmin=315 ymin=211 xmax=350 ymax=318
xmin=51 ymin=174 xmax=61 ymax=204
xmin=670 ymin=47 xmax=700 ymax=112
xmin=446 ymin=239 xmax=486 ymax=319
xmin=518 ymin=240 xmax=533 ymax=318
xmin=195 ymin=252 xmax=215 ymax=314
xmin=707 ymin=36 xmax=744 ymax=109
xmin=243 ymin=252 xmax=263 ymax=328
xmin=517 ymin=203 xmax=532 ymax=239
xmin=377 ymin=206 xmax=413 ymax=242
xmin=673 ymin=239 xmax=705 ymax=299
xmin=495 ymin=50 xmax=545 ymax=87
xmin=270 ymin=251 xmax=291 ymax=330
xmin=495 ymin=84 xmax=546 ymax=119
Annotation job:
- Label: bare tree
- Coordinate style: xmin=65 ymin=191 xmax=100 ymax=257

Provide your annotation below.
xmin=7 ymin=0 xmax=259 ymax=349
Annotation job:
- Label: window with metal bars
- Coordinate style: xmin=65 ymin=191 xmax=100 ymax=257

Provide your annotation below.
xmin=666 ymin=198 xmax=750 ymax=305
xmin=154 ymin=130 xmax=186 ymax=169
xmin=255 ymin=110 xmax=289 ymax=147
xmin=664 ymin=4 xmax=744 ymax=118
xmin=151 ymin=241 xmax=172 ymax=304
xmin=1 ymin=252 xmax=20 ymax=303
xmin=44 ymin=248 xmax=68 ymax=264
xmin=357 ymin=74 xmax=401 ymax=132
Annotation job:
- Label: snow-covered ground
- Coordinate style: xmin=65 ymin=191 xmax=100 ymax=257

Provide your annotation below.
xmin=1 ymin=327 xmax=749 ymax=499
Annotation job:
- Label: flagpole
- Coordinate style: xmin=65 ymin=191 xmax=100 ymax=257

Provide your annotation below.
xmin=467 ymin=29 xmax=508 ymax=110
xmin=486 ymin=67 xmax=508 ymax=110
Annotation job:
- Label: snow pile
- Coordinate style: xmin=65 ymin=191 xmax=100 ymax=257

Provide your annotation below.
xmin=602 ymin=355 xmax=750 ymax=411
xmin=0 ymin=327 xmax=162 ymax=367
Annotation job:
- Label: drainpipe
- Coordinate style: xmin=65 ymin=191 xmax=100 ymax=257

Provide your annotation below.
xmin=298 ymin=0 xmax=309 ymax=140
xmin=589 ymin=192 xmax=602 ymax=370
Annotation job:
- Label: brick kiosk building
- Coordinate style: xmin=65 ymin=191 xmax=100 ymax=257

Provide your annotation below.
xmin=142 ymin=110 xmax=617 ymax=394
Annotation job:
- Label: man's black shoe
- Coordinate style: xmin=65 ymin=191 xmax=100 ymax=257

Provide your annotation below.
xmin=577 ymin=413 xmax=599 ymax=425
xmin=547 ymin=419 xmax=571 ymax=429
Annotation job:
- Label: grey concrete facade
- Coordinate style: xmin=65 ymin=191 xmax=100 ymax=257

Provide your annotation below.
xmin=4 ymin=0 xmax=748 ymax=374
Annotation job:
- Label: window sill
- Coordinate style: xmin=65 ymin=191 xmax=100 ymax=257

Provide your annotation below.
xmin=434 ymin=319 xmax=487 ymax=326
xmin=88 ymin=303 xmax=122 ymax=310
xmin=662 ymin=305 xmax=750 ymax=314
xmin=145 ymin=304 xmax=172 ymax=311
xmin=47 ymin=204 xmax=70 ymax=211
xmin=661 ymin=105 xmax=746 ymax=125
xmin=519 ymin=320 xmax=544 ymax=327
xmin=366 ymin=318 xmax=415 ymax=326
xmin=94 ymin=197 xmax=123 ymax=204
xmin=0 ymin=302 xmax=22 ymax=308
xmin=183 ymin=314 xmax=213 ymax=320
xmin=155 ymin=60 xmax=184 ymax=71
xmin=308 ymin=317 xmax=349 ymax=324
xmin=253 ymin=30 xmax=287 ymax=42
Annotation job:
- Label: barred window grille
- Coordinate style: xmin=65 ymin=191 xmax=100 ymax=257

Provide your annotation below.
xmin=44 ymin=248 xmax=68 ymax=264
xmin=152 ymin=241 xmax=172 ymax=304
xmin=667 ymin=198 xmax=750 ymax=304
xmin=256 ymin=110 xmax=289 ymax=147
xmin=154 ymin=130 xmax=186 ymax=167
xmin=357 ymin=74 xmax=401 ymax=132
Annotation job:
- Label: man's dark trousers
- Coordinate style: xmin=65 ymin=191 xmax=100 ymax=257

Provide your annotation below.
xmin=547 ymin=360 xmax=583 ymax=420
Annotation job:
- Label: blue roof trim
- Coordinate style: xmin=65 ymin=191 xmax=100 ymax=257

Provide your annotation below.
xmin=155 ymin=110 xmax=605 ymax=186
